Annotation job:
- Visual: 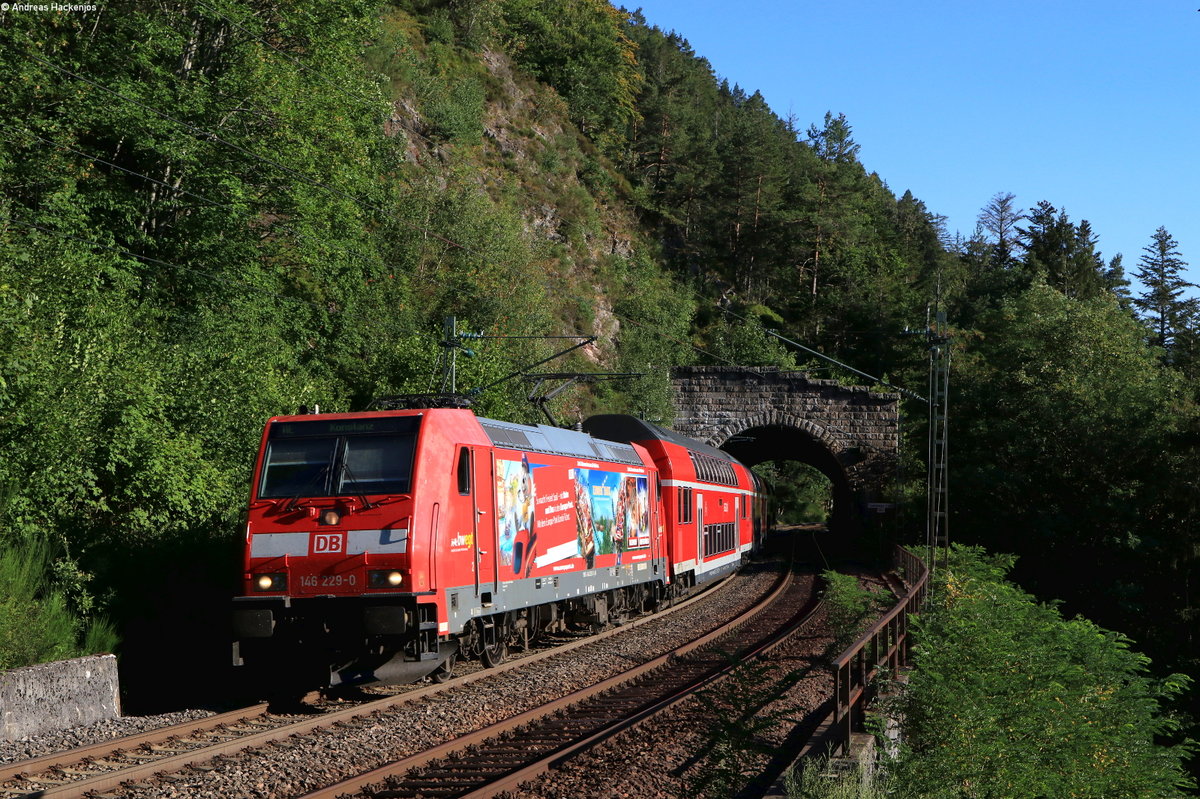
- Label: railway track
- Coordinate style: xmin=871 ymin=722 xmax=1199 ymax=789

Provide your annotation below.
xmin=0 ymin=568 xmax=770 ymax=799
xmin=0 ymin=695 xmax=382 ymax=799
xmin=296 ymin=566 xmax=820 ymax=799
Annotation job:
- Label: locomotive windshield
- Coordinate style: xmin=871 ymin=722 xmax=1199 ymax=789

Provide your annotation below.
xmin=258 ymin=416 xmax=420 ymax=499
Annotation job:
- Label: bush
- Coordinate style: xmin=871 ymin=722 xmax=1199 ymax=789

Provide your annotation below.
xmin=822 ymin=570 xmax=884 ymax=653
xmin=0 ymin=539 xmax=116 ymax=670
xmin=885 ymin=545 xmax=1196 ymax=798
xmin=785 ymin=756 xmax=889 ymax=799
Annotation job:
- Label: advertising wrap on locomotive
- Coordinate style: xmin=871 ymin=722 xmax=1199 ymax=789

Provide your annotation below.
xmin=231 ymin=407 xmax=764 ymax=692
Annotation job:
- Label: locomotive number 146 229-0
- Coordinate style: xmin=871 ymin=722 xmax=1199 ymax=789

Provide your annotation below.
xmin=299 ymin=574 xmax=358 ymax=588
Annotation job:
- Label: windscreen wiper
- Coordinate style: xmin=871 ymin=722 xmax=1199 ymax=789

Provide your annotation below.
xmin=284 ymin=464 xmax=331 ymax=512
xmin=336 ymin=459 xmax=377 ymax=511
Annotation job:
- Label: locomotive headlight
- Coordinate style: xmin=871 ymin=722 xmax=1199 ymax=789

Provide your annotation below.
xmin=254 ymin=573 xmax=286 ymax=592
xmin=369 ymin=570 xmax=404 ymax=588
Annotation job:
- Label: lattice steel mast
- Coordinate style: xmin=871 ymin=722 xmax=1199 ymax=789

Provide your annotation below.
xmin=926 ymin=310 xmax=951 ymax=575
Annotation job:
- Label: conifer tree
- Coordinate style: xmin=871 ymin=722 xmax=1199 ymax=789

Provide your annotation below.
xmin=977 ymin=191 xmax=1024 ymax=269
xmin=1018 ymin=201 xmax=1106 ymax=299
xmin=1132 ymin=226 xmax=1195 ymax=356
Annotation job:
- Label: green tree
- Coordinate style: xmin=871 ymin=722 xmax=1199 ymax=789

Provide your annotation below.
xmin=1132 ymin=226 xmax=1195 ymax=357
xmin=805 ymin=111 xmax=861 ymax=164
xmin=951 ymin=281 xmax=1200 ymax=709
xmin=977 ymin=191 xmax=1024 ymax=270
xmin=1018 ymin=201 xmax=1109 ymax=299
xmin=499 ymin=0 xmax=642 ymax=152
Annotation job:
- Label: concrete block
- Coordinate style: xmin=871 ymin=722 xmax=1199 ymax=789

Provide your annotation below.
xmin=0 ymin=654 xmax=120 ymax=741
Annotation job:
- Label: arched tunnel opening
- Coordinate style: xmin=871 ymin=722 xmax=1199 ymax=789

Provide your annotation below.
xmin=718 ymin=424 xmax=856 ymax=538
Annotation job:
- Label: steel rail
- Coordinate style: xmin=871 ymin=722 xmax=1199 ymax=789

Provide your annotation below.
xmin=458 ymin=574 xmax=824 ymax=799
xmin=0 ymin=571 xmax=746 ymax=799
xmin=297 ymin=567 xmax=800 ymax=799
xmin=0 ymin=704 xmax=271 ymax=785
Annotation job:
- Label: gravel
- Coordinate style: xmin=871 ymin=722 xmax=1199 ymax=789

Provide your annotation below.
xmin=165 ymin=568 xmax=779 ymax=798
xmin=2 ymin=565 xmax=782 ymax=799
xmin=0 ymin=708 xmax=217 ymax=765
xmin=515 ymin=575 xmax=861 ymax=799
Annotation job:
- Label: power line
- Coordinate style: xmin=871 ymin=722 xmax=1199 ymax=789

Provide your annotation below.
xmin=0 ymin=124 xmax=250 ymax=213
xmin=716 ymin=303 xmax=928 ymax=403
xmin=0 ymin=124 xmax=402 ymax=278
xmin=610 ymin=309 xmax=737 ymax=366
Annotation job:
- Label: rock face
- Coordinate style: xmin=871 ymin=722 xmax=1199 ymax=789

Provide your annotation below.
xmin=0 ymin=654 xmax=121 ymax=742
xmin=670 ymin=365 xmax=901 ymax=537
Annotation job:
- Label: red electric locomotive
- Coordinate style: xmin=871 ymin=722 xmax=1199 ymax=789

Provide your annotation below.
xmin=231 ymin=404 xmax=762 ymax=692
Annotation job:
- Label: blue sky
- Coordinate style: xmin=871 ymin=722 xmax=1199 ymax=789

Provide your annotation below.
xmin=629 ymin=1 xmax=1200 ymax=292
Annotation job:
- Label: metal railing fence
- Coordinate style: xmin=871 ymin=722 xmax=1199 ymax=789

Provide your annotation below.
xmin=830 ymin=545 xmax=929 ymax=755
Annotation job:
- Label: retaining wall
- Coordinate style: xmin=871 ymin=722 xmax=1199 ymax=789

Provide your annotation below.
xmin=0 ymin=654 xmax=120 ymax=741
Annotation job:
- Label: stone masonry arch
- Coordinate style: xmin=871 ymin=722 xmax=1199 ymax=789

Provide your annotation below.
xmin=670 ymin=366 xmax=900 ymax=538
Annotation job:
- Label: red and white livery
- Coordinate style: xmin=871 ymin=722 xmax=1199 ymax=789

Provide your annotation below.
xmin=231 ymin=407 xmax=764 ymax=690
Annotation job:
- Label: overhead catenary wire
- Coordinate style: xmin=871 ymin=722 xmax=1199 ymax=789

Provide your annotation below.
xmin=0 ymin=124 xmax=252 ymax=213
xmin=716 ymin=303 xmax=929 ymax=404
xmin=610 ymin=309 xmax=739 ymax=367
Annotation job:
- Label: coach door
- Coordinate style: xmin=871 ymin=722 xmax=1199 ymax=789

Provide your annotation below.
xmin=734 ymin=495 xmax=741 ymax=548
xmin=484 ymin=451 xmax=499 ymax=604
xmin=453 ymin=446 xmax=480 ymax=599
xmin=652 ymin=474 xmax=663 ymax=569
xmin=696 ymin=492 xmax=704 ymax=565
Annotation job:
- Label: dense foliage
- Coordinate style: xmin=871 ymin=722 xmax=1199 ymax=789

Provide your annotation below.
xmin=885 ymin=546 xmax=1195 ymax=797
xmin=0 ymin=0 xmax=679 ymax=680
xmin=0 ymin=539 xmax=117 ymax=670
xmin=1 ymin=0 xmax=1197 ymax=780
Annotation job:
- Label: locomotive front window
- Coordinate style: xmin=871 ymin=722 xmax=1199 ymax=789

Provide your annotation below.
xmin=337 ymin=434 xmax=414 ymax=496
xmin=259 ymin=438 xmax=338 ymax=498
xmin=258 ymin=417 xmax=420 ymax=499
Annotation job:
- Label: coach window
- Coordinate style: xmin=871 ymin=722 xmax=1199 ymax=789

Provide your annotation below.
xmin=457 ymin=447 xmax=471 ymax=494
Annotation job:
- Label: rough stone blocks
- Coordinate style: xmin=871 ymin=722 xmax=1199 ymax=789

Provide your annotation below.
xmin=670 ymin=365 xmax=900 ymax=499
xmin=0 ymin=654 xmax=120 ymax=741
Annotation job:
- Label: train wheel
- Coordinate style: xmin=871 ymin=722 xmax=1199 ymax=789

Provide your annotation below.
xmin=517 ymin=606 xmax=539 ymax=651
xmin=431 ymin=652 xmax=456 ymax=683
xmin=479 ymin=616 xmax=508 ymax=668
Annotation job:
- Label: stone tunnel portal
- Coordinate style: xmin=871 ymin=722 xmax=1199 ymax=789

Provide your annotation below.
xmin=719 ymin=423 xmax=855 ymax=534
xmin=670 ymin=366 xmax=900 ymax=548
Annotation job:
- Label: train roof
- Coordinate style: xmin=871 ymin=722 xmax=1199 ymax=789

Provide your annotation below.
xmin=478 ymin=417 xmax=644 ymax=467
xmin=263 ymin=408 xmax=647 ymax=467
xmin=581 ymin=415 xmax=739 ymax=464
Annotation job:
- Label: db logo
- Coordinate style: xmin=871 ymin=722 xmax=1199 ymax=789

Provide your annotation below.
xmin=311 ymin=532 xmax=346 ymax=555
